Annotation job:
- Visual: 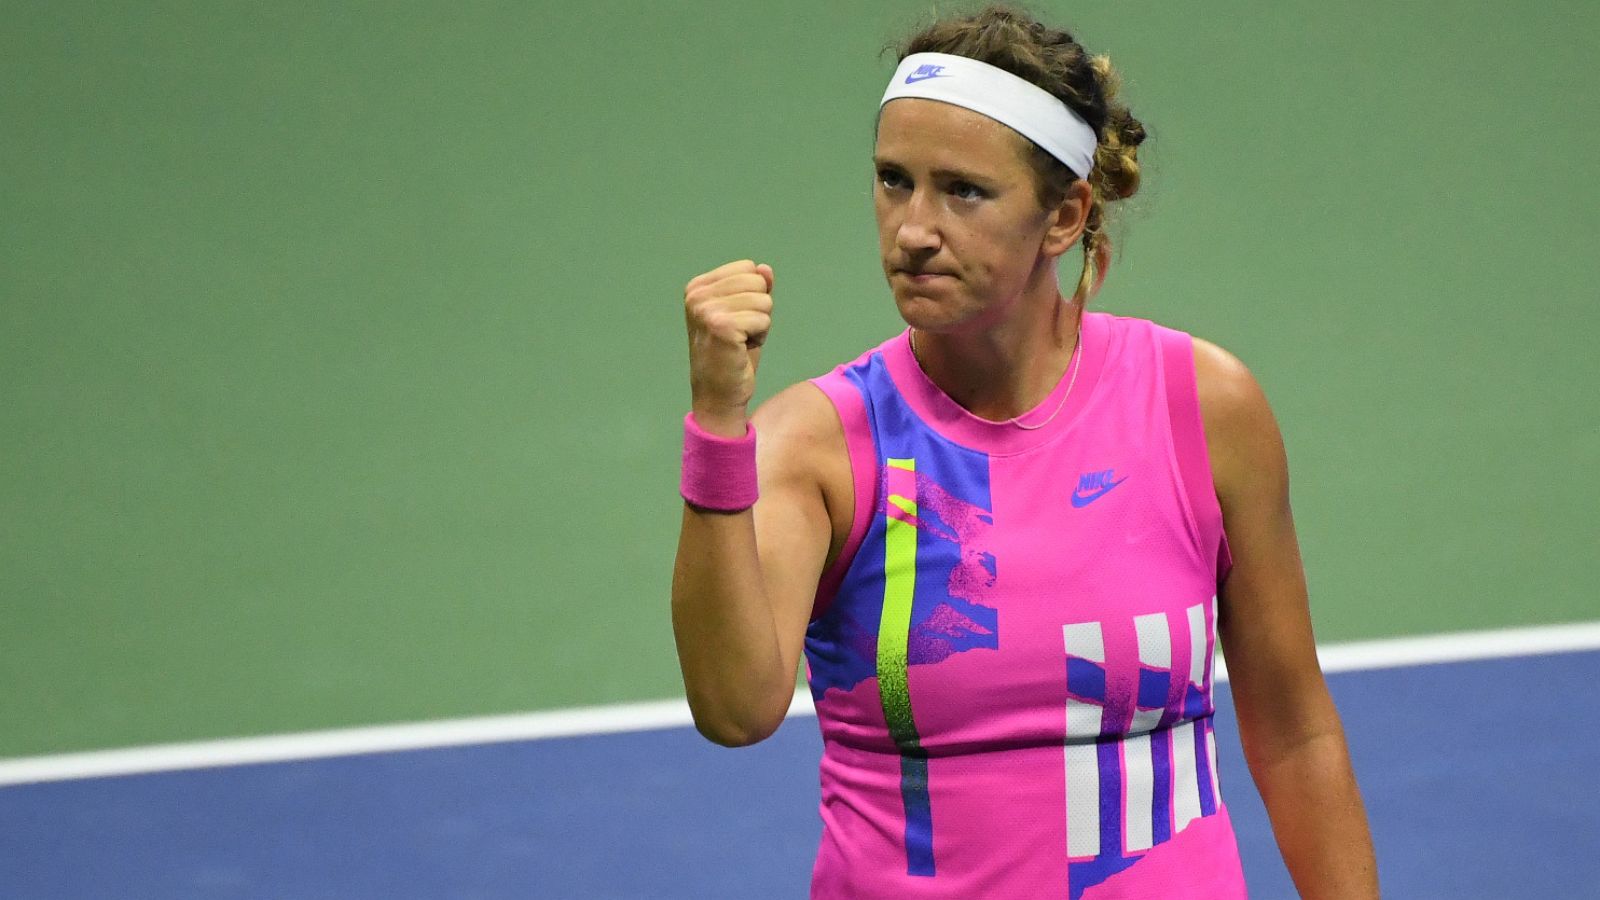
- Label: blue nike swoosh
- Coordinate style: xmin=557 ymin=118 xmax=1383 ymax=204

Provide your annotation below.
xmin=904 ymin=73 xmax=947 ymax=83
xmin=1071 ymin=477 xmax=1128 ymax=508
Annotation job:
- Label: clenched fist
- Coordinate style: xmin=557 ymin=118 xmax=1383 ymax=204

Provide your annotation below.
xmin=684 ymin=259 xmax=774 ymax=437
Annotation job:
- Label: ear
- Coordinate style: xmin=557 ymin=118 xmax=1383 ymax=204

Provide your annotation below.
xmin=1040 ymin=179 xmax=1094 ymax=259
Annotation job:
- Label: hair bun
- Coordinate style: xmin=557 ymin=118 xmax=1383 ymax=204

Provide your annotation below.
xmin=1108 ymin=109 xmax=1146 ymax=149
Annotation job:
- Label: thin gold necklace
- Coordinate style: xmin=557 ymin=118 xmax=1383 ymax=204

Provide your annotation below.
xmin=909 ymin=321 xmax=1084 ymax=431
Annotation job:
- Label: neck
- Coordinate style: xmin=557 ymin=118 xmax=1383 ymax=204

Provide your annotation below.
xmin=911 ymin=289 xmax=1083 ymax=423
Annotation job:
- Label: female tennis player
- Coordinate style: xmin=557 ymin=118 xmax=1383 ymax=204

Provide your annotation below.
xmin=672 ymin=6 xmax=1377 ymax=897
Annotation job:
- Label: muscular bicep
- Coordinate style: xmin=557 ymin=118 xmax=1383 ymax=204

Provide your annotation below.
xmin=750 ymin=383 xmax=853 ymax=689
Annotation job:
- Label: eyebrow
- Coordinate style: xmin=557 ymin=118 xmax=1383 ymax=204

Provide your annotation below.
xmin=872 ymin=156 xmax=995 ymax=184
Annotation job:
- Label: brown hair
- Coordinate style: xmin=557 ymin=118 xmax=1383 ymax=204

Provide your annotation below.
xmin=892 ymin=4 xmax=1147 ymax=304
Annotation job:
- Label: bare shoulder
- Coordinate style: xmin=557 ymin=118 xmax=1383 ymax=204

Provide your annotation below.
xmin=751 ymin=381 xmax=846 ymax=462
xmin=1190 ymin=337 xmax=1289 ymax=503
xmin=1191 ymin=337 xmax=1266 ymax=429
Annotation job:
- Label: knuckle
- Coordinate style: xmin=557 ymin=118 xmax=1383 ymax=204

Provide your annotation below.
xmin=686 ymin=261 xmax=764 ymax=309
xmin=691 ymin=306 xmax=722 ymax=333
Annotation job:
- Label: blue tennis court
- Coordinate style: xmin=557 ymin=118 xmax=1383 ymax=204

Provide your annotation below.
xmin=5 ymin=645 xmax=1595 ymax=898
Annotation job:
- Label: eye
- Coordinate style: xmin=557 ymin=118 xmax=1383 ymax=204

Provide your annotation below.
xmin=877 ymin=168 xmax=909 ymax=191
xmin=950 ymin=180 xmax=987 ymax=201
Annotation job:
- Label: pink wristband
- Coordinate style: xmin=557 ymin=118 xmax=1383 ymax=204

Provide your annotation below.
xmin=681 ymin=412 xmax=758 ymax=512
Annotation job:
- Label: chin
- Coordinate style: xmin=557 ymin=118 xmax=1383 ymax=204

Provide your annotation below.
xmin=889 ymin=288 xmax=930 ymax=321
xmin=891 ymin=291 xmax=965 ymax=333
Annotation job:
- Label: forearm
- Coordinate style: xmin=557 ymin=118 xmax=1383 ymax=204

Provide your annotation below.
xmin=670 ymin=505 xmax=791 ymax=747
xmin=1248 ymin=727 xmax=1378 ymax=899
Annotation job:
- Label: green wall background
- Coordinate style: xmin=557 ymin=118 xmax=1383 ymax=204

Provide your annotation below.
xmin=3 ymin=1 xmax=1595 ymax=758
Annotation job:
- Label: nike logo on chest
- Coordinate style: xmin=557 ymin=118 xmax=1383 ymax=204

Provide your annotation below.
xmin=1071 ymin=469 xmax=1129 ymax=507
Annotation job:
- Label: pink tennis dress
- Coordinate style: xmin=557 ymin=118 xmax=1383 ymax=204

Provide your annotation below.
xmin=803 ymin=311 xmax=1247 ymax=899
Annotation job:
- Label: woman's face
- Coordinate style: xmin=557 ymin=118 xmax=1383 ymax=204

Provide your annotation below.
xmin=873 ymin=98 xmax=1074 ymax=334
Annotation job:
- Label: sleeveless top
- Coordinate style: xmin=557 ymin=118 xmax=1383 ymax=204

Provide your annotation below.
xmin=802 ymin=311 xmax=1247 ymax=899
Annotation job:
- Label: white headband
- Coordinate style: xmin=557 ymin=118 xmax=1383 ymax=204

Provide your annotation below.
xmin=880 ymin=52 xmax=1098 ymax=179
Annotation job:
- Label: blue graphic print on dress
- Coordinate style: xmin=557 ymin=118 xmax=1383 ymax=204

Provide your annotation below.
xmin=802 ymin=350 xmax=1001 ymax=879
xmin=805 ymin=351 xmax=999 ymax=702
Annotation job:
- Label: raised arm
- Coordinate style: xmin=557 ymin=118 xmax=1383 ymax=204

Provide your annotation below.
xmin=1193 ymin=337 xmax=1379 ymax=898
xmin=671 ymin=260 xmax=851 ymax=747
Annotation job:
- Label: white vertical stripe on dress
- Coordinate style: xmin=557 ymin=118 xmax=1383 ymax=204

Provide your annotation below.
xmin=1207 ymin=722 xmax=1222 ymax=801
xmin=1187 ymin=603 xmax=1207 ymax=687
xmin=1123 ymin=732 xmax=1155 ymax=852
xmin=1129 ymin=612 xmax=1170 ymax=734
xmin=1170 ymin=719 xmax=1202 ymax=830
xmin=1063 ymin=622 xmax=1105 ymax=858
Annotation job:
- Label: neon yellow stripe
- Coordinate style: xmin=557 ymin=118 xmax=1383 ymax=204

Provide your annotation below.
xmin=878 ymin=457 xmax=921 ymax=750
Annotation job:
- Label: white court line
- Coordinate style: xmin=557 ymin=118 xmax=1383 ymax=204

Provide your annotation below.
xmin=1212 ymin=620 xmax=1600 ymax=682
xmin=3 ymin=621 xmax=1598 ymax=789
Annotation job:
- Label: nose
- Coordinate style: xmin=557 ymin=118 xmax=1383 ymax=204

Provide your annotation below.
xmin=895 ymin=188 xmax=941 ymax=256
